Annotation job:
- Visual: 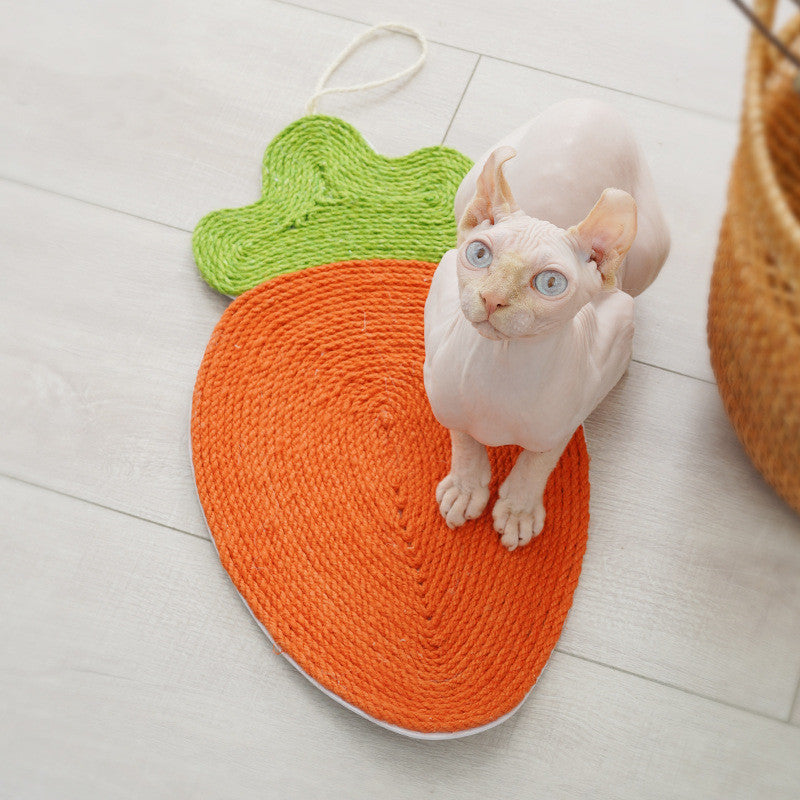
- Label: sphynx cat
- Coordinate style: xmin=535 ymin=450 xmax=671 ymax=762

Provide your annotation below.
xmin=424 ymin=99 xmax=670 ymax=550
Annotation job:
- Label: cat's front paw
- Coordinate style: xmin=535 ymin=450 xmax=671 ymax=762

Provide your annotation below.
xmin=435 ymin=474 xmax=490 ymax=529
xmin=492 ymin=498 xmax=546 ymax=551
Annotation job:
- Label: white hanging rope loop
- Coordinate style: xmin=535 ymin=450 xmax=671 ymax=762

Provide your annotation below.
xmin=305 ymin=22 xmax=428 ymax=115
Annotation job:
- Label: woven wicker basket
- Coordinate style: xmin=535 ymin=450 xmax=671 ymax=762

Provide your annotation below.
xmin=709 ymin=0 xmax=800 ymax=513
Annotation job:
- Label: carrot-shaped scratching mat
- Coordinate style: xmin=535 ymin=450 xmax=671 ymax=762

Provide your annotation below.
xmin=191 ymin=25 xmax=590 ymax=738
xmin=191 ymin=260 xmax=590 ymax=736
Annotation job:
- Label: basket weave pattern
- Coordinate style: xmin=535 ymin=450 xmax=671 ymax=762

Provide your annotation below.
xmin=708 ymin=0 xmax=800 ymax=512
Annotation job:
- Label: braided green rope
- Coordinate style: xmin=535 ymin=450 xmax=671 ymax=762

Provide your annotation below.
xmin=193 ymin=115 xmax=473 ymax=295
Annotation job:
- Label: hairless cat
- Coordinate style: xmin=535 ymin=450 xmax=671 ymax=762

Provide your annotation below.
xmin=424 ymin=98 xmax=670 ymax=550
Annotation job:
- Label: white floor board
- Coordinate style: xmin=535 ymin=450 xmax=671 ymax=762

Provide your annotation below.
xmin=445 ymin=56 xmax=738 ymax=384
xmin=0 ymin=0 xmax=477 ymax=230
xmin=1 ymin=181 xmax=800 ymax=720
xmin=575 ymin=367 xmax=800 ymax=719
xmin=0 ymin=0 xmax=742 ymax=384
xmin=0 ymin=181 xmax=221 ymax=538
xmin=284 ymin=0 xmax=751 ymax=118
xmin=4 ymin=1 xmax=800 ymax=791
xmin=2 ymin=476 xmax=799 ymax=800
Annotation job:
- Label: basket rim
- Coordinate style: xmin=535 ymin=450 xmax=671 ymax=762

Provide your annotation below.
xmin=746 ymin=0 xmax=800 ymax=252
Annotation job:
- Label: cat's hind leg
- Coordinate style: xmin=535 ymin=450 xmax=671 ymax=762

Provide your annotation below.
xmin=492 ymin=435 xmax=571 ymax=550
xmin=436 ymin=430 xmax=491 ymax=528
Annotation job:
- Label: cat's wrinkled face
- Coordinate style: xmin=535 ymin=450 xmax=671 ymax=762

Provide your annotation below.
xmin=456 ymin=212 xmax=602 ymax=340
xmin=455 ymin=145 xmax=637 ymax=340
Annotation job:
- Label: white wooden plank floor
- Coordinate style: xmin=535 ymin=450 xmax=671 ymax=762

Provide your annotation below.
xmin=2 ymin=1 xmax=800 ymax=797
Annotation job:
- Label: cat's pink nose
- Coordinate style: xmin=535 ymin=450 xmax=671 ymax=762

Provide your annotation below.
xmin=481 ymin=292 xmax=507 ymax=317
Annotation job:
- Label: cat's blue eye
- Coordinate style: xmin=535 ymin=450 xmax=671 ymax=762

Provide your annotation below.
xmin=533 ymin=269 xmax=568 ymax=297
xmin=465 ymin=240 xmax=492 ymax=269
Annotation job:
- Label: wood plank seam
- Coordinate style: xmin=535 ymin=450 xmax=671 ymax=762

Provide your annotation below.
xmin=0 ymin=176 xmax=719 ymax=389
xmin=440 ymin=55 xmax=481 ymax=145
xmin=0 ymin=472 xmax=209 ymax=544
xmin=632 ymin=358 xmax=716 ymax=386
xmin=0 ymin=175 xmax=190 ymax=235
xmin=558 ymin=647 xmax=799 ymax=728
xmin=269 ymin=0 xmax=741 ymax=123
xmin=4 ymin=467 xmax=798 ymax=728
xmin=790 ymin=675 xmax=800 ymax=724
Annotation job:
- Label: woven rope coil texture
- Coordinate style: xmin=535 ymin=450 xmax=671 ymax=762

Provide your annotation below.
xmin=192 ymin=115 xmax=472 ymax=296
xmin=191 ymin=259 xmax=590 ymax=734
xmin=709 ymin=0 xmax=800 ymax=513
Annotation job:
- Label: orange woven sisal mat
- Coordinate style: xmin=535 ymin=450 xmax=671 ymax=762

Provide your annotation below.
xmin=191 ymin=258 xmax=590 ymax=736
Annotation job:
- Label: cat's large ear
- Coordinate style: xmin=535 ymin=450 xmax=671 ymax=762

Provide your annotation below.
xmin=457 ymin=146 xmax=519 ymax=241
xmin=569 ymin=188 xmax=637 ymax=286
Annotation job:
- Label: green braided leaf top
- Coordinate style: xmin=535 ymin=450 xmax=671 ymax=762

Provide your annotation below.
xmin=192 ymin=115 xmax=473 ymax=295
